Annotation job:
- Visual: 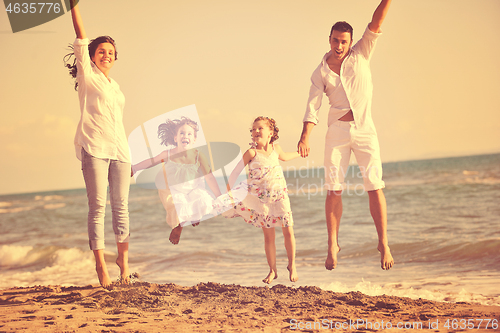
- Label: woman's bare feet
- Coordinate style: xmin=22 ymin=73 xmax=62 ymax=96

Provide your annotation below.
xmin=95 ymin=262 xmax=112 ymax=290
xmin=116 ymin=242 xmax=130 ymax=284
xmin=262 ymin=270 xmax=277 ymax=284
xmin=287 ymin=264 xmax=298 ymax=282
xmin=169 ymin=225 xmax=183 ymax=244
xmin=93 ymin=250 xmax=112 ymax=290
xmin=325 ymin=244 xmax=341 ymax=270
xmin=378 ymin=243 xmax=394 ymax=270
xmin=116 ymin=259 xmax=130 ymax=284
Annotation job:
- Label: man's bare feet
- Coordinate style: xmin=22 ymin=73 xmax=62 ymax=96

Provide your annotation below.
xmin=262 ymin=270 xmax=277 ymax=284
xmin=378 ymin=244 xmax=394 ymax=270
xmin=169 ymin=225 xmax=183 ymax=244
xmin=95 ymin=263 xmax=112 ymax=290
xmin=287 ymin=264 xmax=298 ymax=282
xmin=325 ymin=244 xmax=341 ymax=270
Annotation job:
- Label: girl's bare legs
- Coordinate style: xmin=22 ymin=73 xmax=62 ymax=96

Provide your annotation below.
xmin=93 ymin=249 xmax=112 ymax=289
xmin=282 ymin=226 xmax=298 ymax=282
xmin=116 ymin=242 xmax=130 ymax=283
xmin=262 ymin=227 xmax=277 ymax=284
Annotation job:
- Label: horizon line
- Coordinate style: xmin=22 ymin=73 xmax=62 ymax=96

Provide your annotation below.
xmin=1 ymin=151 xmax=499 ymax=197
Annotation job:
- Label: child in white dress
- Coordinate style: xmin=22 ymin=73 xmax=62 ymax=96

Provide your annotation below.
xmin=224 ymin=116 xmax=300 ymax=283
xmin=132 ymin=117 xmax=221 ymax=244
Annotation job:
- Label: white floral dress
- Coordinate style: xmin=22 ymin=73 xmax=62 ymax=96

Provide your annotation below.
xmin=222 ymin=146 xmax=293 ymax=228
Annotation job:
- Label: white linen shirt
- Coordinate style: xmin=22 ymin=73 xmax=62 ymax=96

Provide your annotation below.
xmin=303 ymin=25 xmax=381 ymax=132
xmin=73 ymin=38 xmax=130 ymax=163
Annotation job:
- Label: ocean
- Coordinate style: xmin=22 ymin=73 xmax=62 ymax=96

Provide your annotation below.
xmin=1 ymin=153 xmax=499 ymax=306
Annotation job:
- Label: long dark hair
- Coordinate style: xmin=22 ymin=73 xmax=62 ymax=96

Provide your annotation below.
xmin=63 ymin=36 xmax=118 ymax=90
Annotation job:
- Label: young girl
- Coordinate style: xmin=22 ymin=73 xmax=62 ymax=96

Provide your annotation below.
xmin=65 ymin=0 xmax=131 ymax=289
xmin=132 ymin=117 xmax=221 ymax=244
xmin=224 ymin=116 xmax=300 ymax=284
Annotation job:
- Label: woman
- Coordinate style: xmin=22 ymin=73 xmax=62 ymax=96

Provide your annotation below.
xmin=65 ymin=0 xmax=131 ymax=289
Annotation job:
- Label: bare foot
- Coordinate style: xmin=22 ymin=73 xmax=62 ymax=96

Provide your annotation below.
xmin=325 ymin=244 xmax=341 ymax=270
xmin=116 ymin=257 xmax=130 ymax=284
xmin=262 ymin=270 xmax=277 ymax=284
xmin=378 ymin=244 xmax=394 ymax=270
xmin=169 ymin=225 xmax=183 ymax=245
xmin=116 ymin=242 xmax=130 ymax=284
xmin=287 ymin=264 xmax=298 ymax=282
xmin=95 ymin=263 xmax=112 ymax=290
xmin=192 ymin=220 xmax=200 ymax=227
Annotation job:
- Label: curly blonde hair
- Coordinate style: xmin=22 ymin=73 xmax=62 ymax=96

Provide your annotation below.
xmin=251 ymin=116 xmax=279 ymax=144
xmin=158 ymin=116 xmax=199 ymax=147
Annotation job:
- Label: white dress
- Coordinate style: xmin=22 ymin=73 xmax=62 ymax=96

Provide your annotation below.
xmin=222 ymin=146 xmax=293 ymax=228
xmin=156 ymin=150 xmax=215 ymax=228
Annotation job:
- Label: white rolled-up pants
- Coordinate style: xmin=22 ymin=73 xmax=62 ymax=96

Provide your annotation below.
xmin=324 ymin=120 xmax=385 ymax=192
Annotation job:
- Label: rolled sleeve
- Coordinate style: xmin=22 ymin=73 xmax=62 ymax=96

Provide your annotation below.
xmin=303 ymin=64 xmax=324 ymax=124
xmin=73 ymin=38 xmax=91 ymax=77
xmin=353 ymin=25 xmax=382 ymax=61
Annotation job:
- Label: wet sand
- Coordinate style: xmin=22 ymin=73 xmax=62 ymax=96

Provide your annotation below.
xmin=1 ymin=282 xmax=499 ymax=332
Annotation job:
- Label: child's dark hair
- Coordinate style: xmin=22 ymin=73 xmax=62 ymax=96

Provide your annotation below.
xmin=63 ymin=36 xmax=118 ymax=90
xmin=252 ymin=116 xmax=279 ymax=144
xmin=158 ymin=117 xmax=199 ymax=147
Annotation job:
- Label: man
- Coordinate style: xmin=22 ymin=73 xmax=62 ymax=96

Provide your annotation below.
xmin=298 ymin=0 xmax=394 ymax=271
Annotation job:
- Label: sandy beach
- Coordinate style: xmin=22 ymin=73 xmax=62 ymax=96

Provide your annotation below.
xmin=1 ymin=281 xmax=498 ymax=332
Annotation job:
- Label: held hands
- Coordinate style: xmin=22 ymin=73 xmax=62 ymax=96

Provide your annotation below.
xmin=298 ymin=122 xmax=314 ymax=158
xmin=131 ymin=164 xmax=138 ymax=177
xmin=298 ymin=139 xmax=310 ymax=158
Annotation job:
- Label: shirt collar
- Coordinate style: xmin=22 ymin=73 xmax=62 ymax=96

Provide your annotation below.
xmin=321 ymin=49 xmax=353 ymax=68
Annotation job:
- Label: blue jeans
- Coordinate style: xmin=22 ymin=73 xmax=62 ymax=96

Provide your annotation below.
xmin=82 ymin=148 xmax=130 ymax=250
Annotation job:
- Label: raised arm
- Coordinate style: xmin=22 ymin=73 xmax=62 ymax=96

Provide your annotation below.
xmin=369 ymin=0 xmax=392 ymax=33
xmin=70 ymin=0 xmax=87 ymax=39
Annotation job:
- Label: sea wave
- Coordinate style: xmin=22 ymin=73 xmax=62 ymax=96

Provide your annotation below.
xmin=0 ymin=245 xmax=36 ymax=267
xmin=393 ymin=239 xmax=500 ymax=266
xmin=0 ymin=245 xmax=92 ymax=269
xmin=34 ymin=195 xmax=64 ymax=201
xmin=0 ymin=245 xmax=96 ymax=288
xmin=385 ymin=175 xmax=500 ymax=187
xmin=0 ymin=206 xmax=35 ymax=214
xmin=0 ymin=196 xmax=67 ymax=214
xmin=320 ymin=279 xmax=500 ymax=306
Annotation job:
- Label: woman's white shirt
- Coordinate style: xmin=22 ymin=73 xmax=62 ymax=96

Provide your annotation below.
xmin=73 ymin=38 xmax=130 ymax=163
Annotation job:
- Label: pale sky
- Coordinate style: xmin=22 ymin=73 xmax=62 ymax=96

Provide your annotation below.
xmin=1 ymin=0 xmax=499 ymax=195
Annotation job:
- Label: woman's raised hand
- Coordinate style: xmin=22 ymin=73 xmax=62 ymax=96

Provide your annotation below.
xmin=70 ymin=0 xmax=86 ymax=39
